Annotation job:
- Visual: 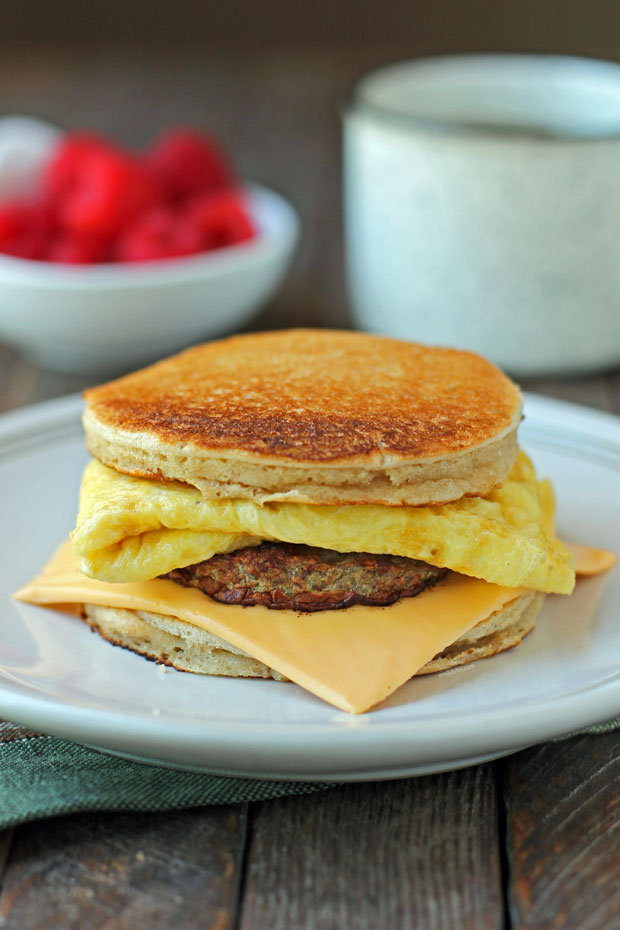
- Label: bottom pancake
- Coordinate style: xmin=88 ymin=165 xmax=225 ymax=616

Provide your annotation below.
xmin=418 ymin=589 xmax=543 ymax=674
xmin=82 ymin=589 xmax=544 ymax=681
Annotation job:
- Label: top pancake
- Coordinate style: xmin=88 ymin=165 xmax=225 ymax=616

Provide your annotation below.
xmin=83 ymin=329 xmax=522 ymax=506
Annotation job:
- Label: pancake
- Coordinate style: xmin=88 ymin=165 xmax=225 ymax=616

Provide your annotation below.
xmin=82 ymin=589 xmax=543 ymax=680
xmin=83 ymin=329 xmax=522 ymax=506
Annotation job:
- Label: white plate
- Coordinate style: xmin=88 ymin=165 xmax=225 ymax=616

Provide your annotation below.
xmin=0 ymin=393 xmax=619 ymax=781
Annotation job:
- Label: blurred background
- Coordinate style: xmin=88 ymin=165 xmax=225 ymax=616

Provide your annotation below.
xmin=4 ymin=0 xmax=619 ymax=54
xmin=2 ymin=0 xmax=620 ymax=395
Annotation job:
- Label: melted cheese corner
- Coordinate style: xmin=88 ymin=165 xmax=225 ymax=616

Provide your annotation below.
xmin=71 ymin=452 xmax=575 ymax=594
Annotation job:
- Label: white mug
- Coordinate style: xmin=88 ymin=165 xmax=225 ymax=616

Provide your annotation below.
xmin=344 ymin=55 xmax=620 ymax=376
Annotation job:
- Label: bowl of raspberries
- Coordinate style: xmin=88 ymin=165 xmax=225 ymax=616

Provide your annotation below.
xmin=0 ymin=120 xmax=298 ymax=373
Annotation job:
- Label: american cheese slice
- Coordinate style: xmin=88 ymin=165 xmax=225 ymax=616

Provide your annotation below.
xmin=15 ymin=540 xmax=524 ymax=714
xmin=568 ymin=542 xmax=617 ymax=576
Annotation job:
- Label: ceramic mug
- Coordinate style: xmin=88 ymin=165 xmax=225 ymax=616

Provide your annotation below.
xmin=344 ymin=55 xmax=620 ymax=376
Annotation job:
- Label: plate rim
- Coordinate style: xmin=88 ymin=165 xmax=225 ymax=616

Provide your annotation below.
xmin=1 ymin=389 xmax=619 ymax=778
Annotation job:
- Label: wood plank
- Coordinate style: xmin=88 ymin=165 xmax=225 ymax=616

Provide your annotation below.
xmin=4 ymin=0 xmax=620 ymax=52
xmin=503 ymin=733 xmax=620 ymax=930
xmin=0 ymin=806 xmax=247 ymax=929
xmin=0 ymin=344 xmax=93 ymax=413
xmin=0 ymin=829 xmax=14 ymax=888
xmin=240 ymin=768 xmax=503 ymax=930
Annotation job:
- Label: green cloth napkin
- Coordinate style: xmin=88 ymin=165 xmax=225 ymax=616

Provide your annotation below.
xmin=1 ymin=718 xmax=618 ymax=830
xmin=0 ymin=722 xmax=331 ymax=830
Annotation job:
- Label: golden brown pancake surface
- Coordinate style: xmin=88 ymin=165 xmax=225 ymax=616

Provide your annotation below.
xmin=84 ymin=329 xmax=522 ymax=466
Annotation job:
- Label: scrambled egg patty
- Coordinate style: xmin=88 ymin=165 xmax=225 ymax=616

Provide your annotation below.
xmin=71 ymin=452 xmax=574 ymax=594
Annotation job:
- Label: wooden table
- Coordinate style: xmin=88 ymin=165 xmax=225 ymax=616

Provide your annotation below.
xmin=0 ymin=46 xmax=619 ymax=928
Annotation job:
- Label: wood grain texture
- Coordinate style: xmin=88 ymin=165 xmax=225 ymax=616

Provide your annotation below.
xmin=240 ymin=768 xmax=503 ymax=930
xmin=4 ymin=0 xmax=620 ymax=52
xmin=0 ymin=353 xmax=92 ymax=414
xmin=503 ymin=733 xmax=620 ymax=930
xmin=0 ymin=807 xmax=247 ymax=929
xmin=0 ymin=829 xmax=14 ymax=889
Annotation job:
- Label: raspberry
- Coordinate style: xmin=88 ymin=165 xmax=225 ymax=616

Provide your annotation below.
xmin=46 ymin=233 xmax=108 ymax=264
xmin=116 ymin=206 xmax=204 ymax=262
xmin=0 ymin=201 xmax=55 ymax=259
xmin=0 ymin=202 xmax=55 ymax=237
xmin=0 ymin=228 xmax=47 ymax=260
xmin=0 ymin=126 xmax=245 ymax=264
xmin=143 ymin=128 xmax=233 ymax=203
xmin=0 ymin=204 xmax=22 ymax=241
xmin=45 ymin=133 xmax=113 ymax=201
xmin=188 ymin=190 xmax=255 ymax=249
xmin=58 ymin=148 xmax=158 ymax=238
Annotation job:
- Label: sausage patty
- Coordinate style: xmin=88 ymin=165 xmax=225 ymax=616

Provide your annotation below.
xmin=163 ymin=542 xmax=447 ymax=611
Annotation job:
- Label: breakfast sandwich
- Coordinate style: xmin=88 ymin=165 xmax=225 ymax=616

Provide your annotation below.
xmin=16 ymin=329 xmax=584 ymax=712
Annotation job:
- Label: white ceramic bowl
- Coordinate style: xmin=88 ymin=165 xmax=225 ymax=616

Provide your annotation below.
xmin=0 ymin=184 xmax=299 ymax=374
